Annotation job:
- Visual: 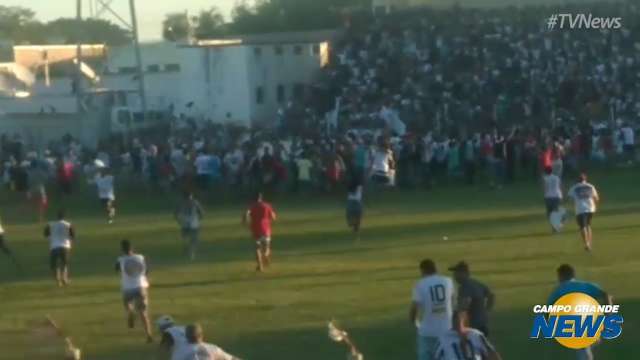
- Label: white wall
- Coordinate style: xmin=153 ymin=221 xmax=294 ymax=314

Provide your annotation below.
xmin=178 ymin=46 xmax=253 ymax=126
xmin=208 ymin=46 xmax=252 ymax=125
xmin=245 ymin=43 xmax=324 ymax=124
xmin=101 ymin=72 xmax=181 ymax=111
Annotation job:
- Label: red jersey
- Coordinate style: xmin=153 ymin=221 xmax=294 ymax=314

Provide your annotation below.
xmin=249 ymin=201 xmax=275 ymax=239
xmin=541 ymin=149 xmax=553 ymax=169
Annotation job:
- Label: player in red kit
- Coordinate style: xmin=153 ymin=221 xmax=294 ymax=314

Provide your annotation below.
xmin=243 ymin=192 xmax=277 ymax=272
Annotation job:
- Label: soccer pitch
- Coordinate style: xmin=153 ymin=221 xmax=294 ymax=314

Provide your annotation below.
xmin=0 ymin=169 xmax=638 ymax=359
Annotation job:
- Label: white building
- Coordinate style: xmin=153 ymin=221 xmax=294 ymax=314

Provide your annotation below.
xmin=102 ymin=41 xmax=182 ymax=111
xmin=178 ymin=30 xmax=335 ymax=127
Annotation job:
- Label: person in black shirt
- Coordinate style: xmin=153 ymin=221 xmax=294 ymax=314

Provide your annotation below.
xmin=449 ymin=261 xmax=495 ymax=337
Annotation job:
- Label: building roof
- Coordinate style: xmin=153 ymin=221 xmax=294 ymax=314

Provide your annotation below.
xmin=186 ymin=29 xmax=340 ymax=48
xmin=106 ymin=41 xmax=180 ymax=70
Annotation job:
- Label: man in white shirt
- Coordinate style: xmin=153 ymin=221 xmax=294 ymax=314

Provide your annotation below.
xmin=410 ymin=259 xmax=455 ymax=360
xmin=174 ymin=192 xmax=204 ymax=261
xmin=116 ymin=239 xmax=153 ymax=343
xmin=542 ymin=167 xmax=563 ymax=229
xmin=181 ymin=324 xmax=241 ymax=360
xmin=223 ymin=148 xmax=244 ymax=186
xmin=95 ymin=168 xmax=116 ymax=224
xmin=158 ymin=315 xmax=190 ymax=360
xmin=44 ymin=210 xmax=75 ymax=287
xmin=620 ymin=123 xmax=635 ymax=164
xmin=370 ymin=143 xmax=395 ymax=186
xmin=567 ymin=173 xmax=600 ymax=252
xmin=434 ymin=312 xmax=502 ymax=360
xmin=194 ymin=151 xmax=213 ymax=190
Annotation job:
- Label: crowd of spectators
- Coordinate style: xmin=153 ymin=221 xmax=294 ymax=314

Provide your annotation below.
xmin=1 ymin=2 xmax=639 ymax=197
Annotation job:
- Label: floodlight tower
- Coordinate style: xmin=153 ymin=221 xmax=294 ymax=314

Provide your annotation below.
xmin=75 ymin=0 xmax=147 ymax=117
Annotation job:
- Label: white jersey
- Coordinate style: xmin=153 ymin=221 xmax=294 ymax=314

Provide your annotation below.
xmin=181 ymin=343 xmax=235 ymax=360
xmin=372 ymin=150 xmax=393 ymax=174
xmin=117 ymin=254 xmax=149 ymax=290
xmin=195 ymin=155 xmax=212 ymax=175
xmin=95 ymin=174 xmax=115 ymax=200
xmin=413 ymin=274 xmax=455 ymax=337
xmin=48 ymin=220 xmax=73 ymax=250
xmin=434 ymin=329 xmax=495 ymax=360
xmin=543 ymin=174 xmax=562 ymax=199
xmin=568 ymin=182 xmax=599 ymax=214
xmin=165 ymin=326 xmax=190 ymax=360
xmin=621 ymin=126 xmax=635 ymax=146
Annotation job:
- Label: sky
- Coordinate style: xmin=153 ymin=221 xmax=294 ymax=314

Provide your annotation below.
xmin=5 ymin=0 xmax=236 ymax=41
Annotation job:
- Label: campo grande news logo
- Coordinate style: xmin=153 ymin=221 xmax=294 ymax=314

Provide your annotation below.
xmin=530 ymin=292 xmax=623 ymax=349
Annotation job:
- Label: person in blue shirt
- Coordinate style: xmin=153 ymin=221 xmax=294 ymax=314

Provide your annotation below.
xmin=209 ymin=153 xmax=222 ymax=183
xmin=548 ymin=264 xmax=613 ymax=360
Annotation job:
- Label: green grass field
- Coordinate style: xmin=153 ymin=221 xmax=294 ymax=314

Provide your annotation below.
xmin=0 ymin=169 xmax=638 ymax=359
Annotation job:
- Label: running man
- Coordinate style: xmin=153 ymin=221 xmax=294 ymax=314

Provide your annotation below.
xmin=95 ymin=167 xmax=116 ymax=224
xmin=434 ymin=311 xmax=502 ymax=360
xmin=115 ymin=239 xmax=153 ymax=343
xmin=548 ymin=264 xmax=612 ymax=360
xmin=542 ymin=167 xmax=563 ymax=232
xmin=567 ymin=173 xmax=600 ymax=251
xmin=0 ymin=217 xmax=20 ymax=269
xmin=346 ymin=178 xmax=364 ymax=240
xmin=243 ymin=192 xmax=276 ymax=272
xmin=157 ymin=315 xmax=189 ymax=360
xmin=44 ymin=210 xmax=75 ymax=287
xmin=182 ymin=324 xmax=242 ymax=360
xmin=174 ymin=192 xmax=204 ymax=261
xmin=410 ymin=259 xmax=456 ymax=360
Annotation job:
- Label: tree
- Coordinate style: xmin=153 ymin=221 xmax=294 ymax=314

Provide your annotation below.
xmin=162 ymin=12 xmax=190 ymax=42
xmin=226 ymin=0 xmax=369 ymax=35
xmin=45 ymin=18 xmax=130 ymax=46
xmin=0 ymin=5 xmax=38 ymax=40
xmin=0 ymin=5 xmax=130 ymax=46
xmin=193 ymin=7 xmax=227 ymax=39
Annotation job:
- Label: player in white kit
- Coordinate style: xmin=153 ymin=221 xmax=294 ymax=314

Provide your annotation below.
xmin=410 ymin=259 xmax=455 ymax=360
xmin=434 ymin=311 xmax=502 ymax=360
xmin=44 ymin=210 xmax=75 ymax=287
xmin=157 ymin=315 xmax=190 ymax=360
xmin=567 ymin=173 xmax=600 ymax=252
xmin=116 ymin=239 xmax=153 ymax=343
xmin=95 ymin=168 xmax=116 ymax=224
xmin=181 ymin=324 xmax=242 ymax=360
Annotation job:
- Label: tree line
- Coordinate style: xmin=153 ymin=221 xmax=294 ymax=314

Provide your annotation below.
xmin=0 ymin=1 xmax=368 ymax=46
xmin=162 ymin=0 xmax=369 ymax=41
xmin=0 ymin=5 xmax=130 ymax=46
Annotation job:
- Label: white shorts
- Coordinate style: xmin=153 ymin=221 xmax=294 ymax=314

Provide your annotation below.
xmin=256 ymin=236 xmax=271 ymax=247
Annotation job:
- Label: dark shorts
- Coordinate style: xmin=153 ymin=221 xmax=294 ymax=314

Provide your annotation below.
xmin=181 ymin=227 xmax=200 ymax=244
xmin=576 ymin=213 xmax=593 ymax=229
xmin=623 ymin=144 xmax=635 ymax=155
xmin=346 ymin=200 xmax=363 ymax=224
xmin=100 ymin=198 xmax=114 ymax=208
xmin=60 ymin=181 xmax=72 ymax=194
xmin=50 ymin=247 xmax=70 ymax=270
xmin=371 ymin=172 xmax=391 ymax=185
xmin=544 ymin=197 xmax=561 ymax=216
xmin=0 ymin=234 xmax=9 ymax=254
xmin=123 ymin=287 xmax=149 ymax=312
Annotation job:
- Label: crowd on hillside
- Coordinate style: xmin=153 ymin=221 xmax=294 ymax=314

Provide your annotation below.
xmin=314 ymin=1 xmax=640 ymax=134
xmin=1 ymin=2 xmax=639 ymax=196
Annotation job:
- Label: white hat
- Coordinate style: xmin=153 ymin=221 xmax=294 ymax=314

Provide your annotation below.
xmin=156 ymin=315 xmax=174 ymax=330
